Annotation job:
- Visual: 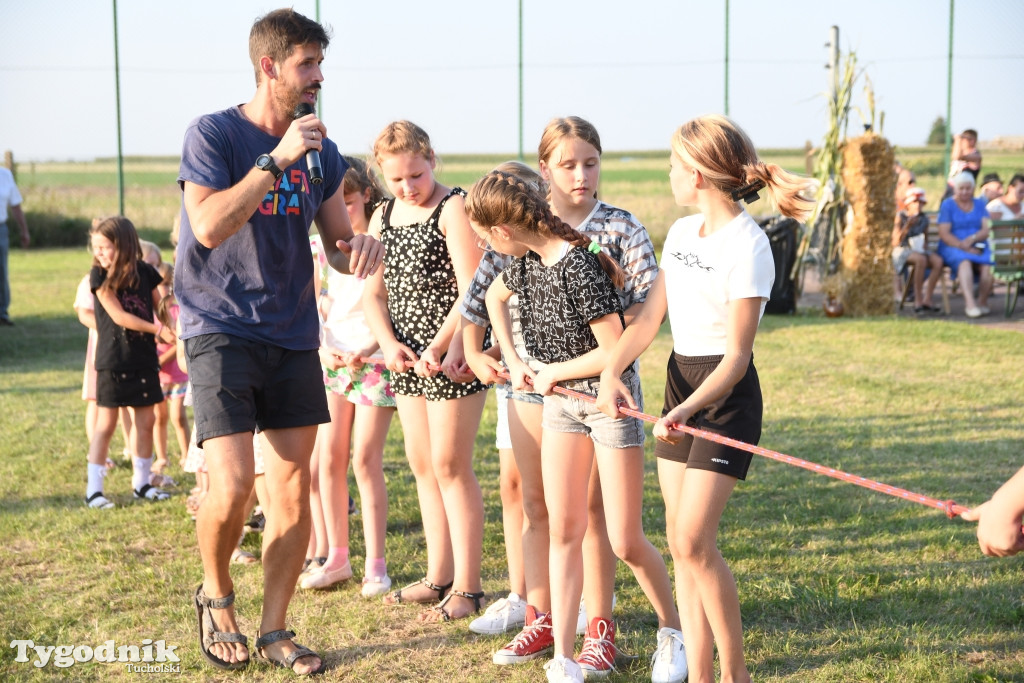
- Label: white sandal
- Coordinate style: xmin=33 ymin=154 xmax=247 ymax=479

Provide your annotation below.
xmin=86 ymin=492 xmax=115 ymax=509
xmin=134 ymin=484 xmax=170 ymax=501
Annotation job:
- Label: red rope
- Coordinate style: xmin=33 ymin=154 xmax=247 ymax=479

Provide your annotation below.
xmin=357 ymin=356 xmax=978 ymax=519
xmin=490 ymin=369 xmax=974 ymax=518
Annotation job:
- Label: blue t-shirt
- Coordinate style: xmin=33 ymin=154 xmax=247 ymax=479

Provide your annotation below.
xmin=175 ymin=106 xmax=346 ymax=350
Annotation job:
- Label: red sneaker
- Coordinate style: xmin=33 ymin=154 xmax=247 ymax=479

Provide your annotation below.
xmin=577 ymin=617 xmax=616 ymax=679
xmin=492 ymin=605 xmax=554 ymax=665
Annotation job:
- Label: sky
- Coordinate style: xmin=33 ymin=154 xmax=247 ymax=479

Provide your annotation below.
xmin=1 ymin=0 xmax=1022 ymax=162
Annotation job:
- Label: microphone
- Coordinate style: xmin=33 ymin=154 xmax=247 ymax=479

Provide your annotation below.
xmin=293 ymin=102 xmax=323 ymax=185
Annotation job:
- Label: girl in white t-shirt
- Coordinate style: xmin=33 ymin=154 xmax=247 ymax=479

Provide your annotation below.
xmin=986 ymin=174 xmax=1024 ymax=221
xmin=597 ymin=115 xmax=815 ymax=683
xmin=303 ymin=157 xmax=398 ymax=596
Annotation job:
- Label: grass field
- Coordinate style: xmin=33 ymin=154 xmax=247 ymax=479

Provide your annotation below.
xmin=1 ymin=245 xmax=1023 ymax=681
xmin=2 ymin=151 xmax=1024 ymax=681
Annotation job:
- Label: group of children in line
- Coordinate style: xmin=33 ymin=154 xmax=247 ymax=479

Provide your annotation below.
xmin=77 ymin=113 xmax=816 ymax=683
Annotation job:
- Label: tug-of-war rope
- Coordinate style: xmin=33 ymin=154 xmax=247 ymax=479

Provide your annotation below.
xmin=356 ymin=356 xmax=972 ymax=519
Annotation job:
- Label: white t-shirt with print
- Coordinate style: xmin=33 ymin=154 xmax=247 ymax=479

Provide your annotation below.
xmin=662 ymin=211 xmax=774 ymax=357
xmin=985 ymin=197 xmax=1024 ymax=220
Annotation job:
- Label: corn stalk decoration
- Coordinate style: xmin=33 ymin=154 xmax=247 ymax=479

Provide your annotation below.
xmin=794 ymin=51 xmax=862 ymax=288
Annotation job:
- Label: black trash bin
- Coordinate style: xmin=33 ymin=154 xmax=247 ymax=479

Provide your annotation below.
xmin=759 ymin=216 xmax=801 ymax=315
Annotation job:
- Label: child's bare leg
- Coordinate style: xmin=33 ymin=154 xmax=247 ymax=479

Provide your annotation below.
xmin=509 ymin=400 xmax=548 ymax=611
xmin=416 ymin=391 xmax=487 ymax=621
xmin=384 ymin=394 xmax=453 ymax=603
xmin=153 ymin=399 xmax=170 ymax=472
xmin=352 ymin=405 xmax=396 ymax=571
xmin=595 ymin=444 xmax=679 ymax=629
xmin=542 ymin=430 xmax=593 ymax=657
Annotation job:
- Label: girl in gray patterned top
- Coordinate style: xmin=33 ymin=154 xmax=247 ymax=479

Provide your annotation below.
xmin=466 ymin=168 xmax=681 ymax=683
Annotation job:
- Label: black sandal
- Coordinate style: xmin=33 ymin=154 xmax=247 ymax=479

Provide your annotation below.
xmin=194 ymin=585 xmax=249 ymax=671
xmin=426 ymin=589 xmax=486 ymax=622
xmin=254 ymin=629 xmax=326 ymax=676
xmin=384 ymin=577 xmax=453 ymax=605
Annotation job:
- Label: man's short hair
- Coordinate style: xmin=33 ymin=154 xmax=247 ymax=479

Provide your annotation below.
xmin=249 ymin=9 xmax=331 ymax=85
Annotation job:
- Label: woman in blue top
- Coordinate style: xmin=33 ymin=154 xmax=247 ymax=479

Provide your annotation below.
xmin=936 ymin=171 xmax=993 ymax=317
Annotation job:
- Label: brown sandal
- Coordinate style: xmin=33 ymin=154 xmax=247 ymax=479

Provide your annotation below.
xmin=194 ymin=585 xmax=248 ymax=671
xmin=422 ymin=589 xmax=486 ymax=622
xmin=254 ymin=629 xmax=325 ymax=676
xmin=383 ymin=577 xmax=453 ymax=605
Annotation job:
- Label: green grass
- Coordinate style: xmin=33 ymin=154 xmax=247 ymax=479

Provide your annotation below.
xmin=1 ymin=247 xmax=1023 ymax=682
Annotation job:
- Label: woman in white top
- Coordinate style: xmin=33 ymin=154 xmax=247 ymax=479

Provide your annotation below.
xmin=597 ymin=115 xmax=815 ymax=683
xmin=986 ymin=174 xmax=1024 ymax=221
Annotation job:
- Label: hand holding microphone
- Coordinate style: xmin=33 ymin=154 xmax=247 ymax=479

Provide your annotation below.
xmin=293 ymin=102 xmax=324 ymax=185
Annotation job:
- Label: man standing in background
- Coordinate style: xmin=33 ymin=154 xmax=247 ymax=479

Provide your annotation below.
xmin=0 ymin=165 xmax=30 ymax=326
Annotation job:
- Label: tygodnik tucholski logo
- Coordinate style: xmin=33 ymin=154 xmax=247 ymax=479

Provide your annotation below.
xmin=10 ymin=638 xmax=181 ymax=672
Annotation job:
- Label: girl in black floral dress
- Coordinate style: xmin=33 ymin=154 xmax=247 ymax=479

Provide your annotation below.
xmin=362 ymin=121 xmax=489 ymax=623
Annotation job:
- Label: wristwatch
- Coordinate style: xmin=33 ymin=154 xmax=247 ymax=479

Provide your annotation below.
xmin=255 ymin=154 xmax=283 ymax=181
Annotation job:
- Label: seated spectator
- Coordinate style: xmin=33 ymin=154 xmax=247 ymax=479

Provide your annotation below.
xmin=979 ymin=173 xmax=1003 ymax=202
xmin=986 ymin=174 xmax=1024 ymax=221
xmin=936 ymin=172 xmax=993 ymax=318
xmin=892 ymin=188 xmax=943 ymax=313
xmin=894 ymin=166 xmax=916 ymax=212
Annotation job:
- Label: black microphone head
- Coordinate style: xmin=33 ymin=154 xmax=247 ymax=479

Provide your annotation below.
xmin=293 ymin=102 xmax=316 ymax=119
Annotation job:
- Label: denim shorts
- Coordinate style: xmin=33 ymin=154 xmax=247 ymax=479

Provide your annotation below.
xmin=541 ymin=370 xmax=645 ymax=449
xmin=509 ymin=387 xmax=544 ymax=405
xmin=185 ymin=333 xmax=330 ymax=447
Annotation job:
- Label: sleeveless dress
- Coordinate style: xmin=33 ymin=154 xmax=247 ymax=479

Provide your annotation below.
xmin=379 ymin=187 xmax=487 ymax=401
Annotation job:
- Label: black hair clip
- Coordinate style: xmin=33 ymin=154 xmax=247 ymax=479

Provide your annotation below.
xmin=730 ymin=179 xmax=766 ymax=204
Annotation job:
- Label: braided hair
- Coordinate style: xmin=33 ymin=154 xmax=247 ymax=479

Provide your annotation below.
xmin=466 ymin=170 xmax=625 ymax=289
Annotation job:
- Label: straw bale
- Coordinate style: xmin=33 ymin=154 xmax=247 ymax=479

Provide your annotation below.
xmin=837 ymin=134 xmax=896 ymax=316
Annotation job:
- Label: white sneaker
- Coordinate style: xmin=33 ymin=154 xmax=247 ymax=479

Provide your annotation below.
xmin=469 ymin=592 xmax=526 ymax=635
xmin=979 ymin=305 xmax=991 ymax=316
xmin=576 ymin=594 xmax=617 ymax=635
xmin=650 ymin=627 xmax=688 ymax=683
xmin=545 ymin=655 xmax=584 ymax=683
xmin=360 ymin=574 xmax=392 ymax=598
xmin=966 ymin=305 xmax=982 ymax=318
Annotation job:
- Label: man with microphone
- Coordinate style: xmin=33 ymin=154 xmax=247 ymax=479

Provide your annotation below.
xmin=175 ymin=8 xmax=382 ymax=675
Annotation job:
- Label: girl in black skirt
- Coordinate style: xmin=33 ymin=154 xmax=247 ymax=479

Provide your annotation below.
xmin=85 ymin=216 xmax=175 ymax=508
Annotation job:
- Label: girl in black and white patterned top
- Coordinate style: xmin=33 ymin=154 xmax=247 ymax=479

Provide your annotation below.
xmin=467 ymin=170 xmax=681 ymax=683
xmin=362 ymin=121 xmax=488 ymax=623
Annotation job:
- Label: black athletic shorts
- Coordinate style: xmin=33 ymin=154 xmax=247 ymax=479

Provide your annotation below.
xmin=653 ymin=353 xmax=762 ymax=480
xmin=185 ymin=333 xmax=329 ymax=447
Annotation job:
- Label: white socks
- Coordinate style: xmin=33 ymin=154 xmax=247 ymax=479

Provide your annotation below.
xmin=132 ymin=456 xmax=152 ymax=492
xmin=87 ymin=463 xmax=107 ymax=497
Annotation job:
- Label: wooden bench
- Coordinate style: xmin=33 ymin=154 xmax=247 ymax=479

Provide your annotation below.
xmin=898 ymin=212 xmax=950 ymax=314
xmin=990 ymin=218 xmax=1024 ymax=317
